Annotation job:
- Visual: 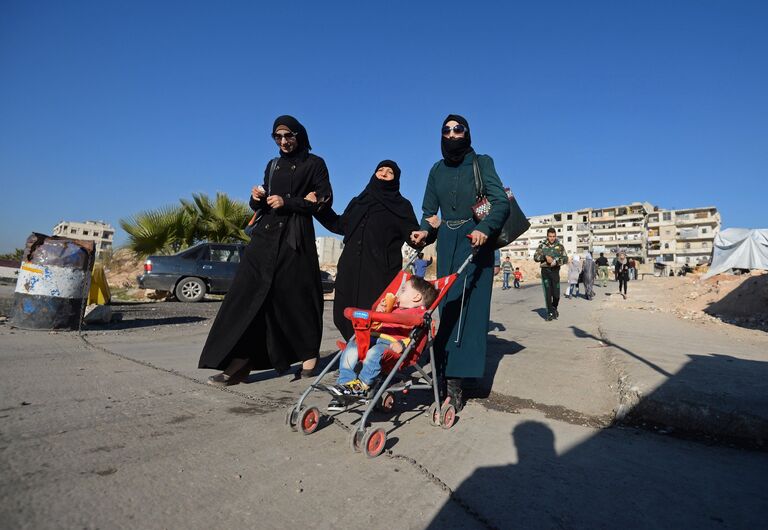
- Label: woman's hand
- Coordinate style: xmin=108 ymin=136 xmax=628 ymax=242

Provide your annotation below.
xmin=410 ymin=230 xmax=429 ymax=247
xmin=426 ymin=215 xmax=441 ymax=229
xmin=251 ymin=185 xmax=266 ymax=202
xmin=304 ymin=191 xmax=318 ymax=203
xmin=469 ymin=230 xmax=488 ymax=248
xmin=266 ymin=195 xmax=285 ymax=209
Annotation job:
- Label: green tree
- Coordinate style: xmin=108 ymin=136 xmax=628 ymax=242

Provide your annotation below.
xmin=120 ymin=192 xmax=251 ymax=258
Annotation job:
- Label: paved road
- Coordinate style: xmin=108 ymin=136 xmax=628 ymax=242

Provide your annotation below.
xmin=1 ymin=283 xmax=767 ymax=529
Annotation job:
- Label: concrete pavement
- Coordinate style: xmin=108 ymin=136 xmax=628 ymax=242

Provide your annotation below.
xmin=2 ymin=280 xmax=768 ymax=528
xmin=2 ymin=320 xmax=767 ymax=528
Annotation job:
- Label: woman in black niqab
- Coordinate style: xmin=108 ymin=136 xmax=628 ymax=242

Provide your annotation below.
xmin=441 ymin=114 xmax=474 ymax=167
xmin=314 ymin=159 xmax=420 ymax=340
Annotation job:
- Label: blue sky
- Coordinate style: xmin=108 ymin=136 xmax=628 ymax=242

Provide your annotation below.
xmin=1 ymin=1 xmax=766 ymax=252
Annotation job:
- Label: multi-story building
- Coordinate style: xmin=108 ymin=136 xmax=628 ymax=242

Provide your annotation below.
xmin=501 ymin=203 xmax=720 ymax=268
xmin=646 ymin=206 xmax=720 ymax=266
xmin=52 ymin=220 xmax=115 ymax=258
xmin=316 ymin=236 xmax=344 ymax=267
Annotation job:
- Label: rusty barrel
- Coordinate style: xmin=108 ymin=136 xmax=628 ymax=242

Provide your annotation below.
xmin=10 ymin=233 xmax=95 ymax=330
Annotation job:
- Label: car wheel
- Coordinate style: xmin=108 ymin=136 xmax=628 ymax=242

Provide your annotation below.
xmin=175 ymin=277 xmax=206 ymax=302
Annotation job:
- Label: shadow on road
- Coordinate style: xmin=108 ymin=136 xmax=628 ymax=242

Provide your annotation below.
xmin=427 ymin=416 xmax=768 ymax=529
xmin=570 ymin=325 xmax=672 ymax=377
xmin=88 ymin=316 xmax=208 ymax=330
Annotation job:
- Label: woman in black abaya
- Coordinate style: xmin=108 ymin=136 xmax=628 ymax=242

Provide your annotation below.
xmin=198 ymin=115 xmax=332 ymax=385
xmin=311 ymin=160 xmax=419 ymax=340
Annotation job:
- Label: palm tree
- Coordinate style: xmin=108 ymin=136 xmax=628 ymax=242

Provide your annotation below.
xmin=120 ymin=192 xmax=251 ymax=257
xmin=181 ymin=192 xmax=251 ymax=244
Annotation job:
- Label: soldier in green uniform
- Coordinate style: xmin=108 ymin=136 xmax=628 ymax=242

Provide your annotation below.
xmin=534 ymin=228 xmax=568 ymax=321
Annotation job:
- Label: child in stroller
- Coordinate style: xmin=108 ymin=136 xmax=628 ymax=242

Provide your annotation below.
xmin=326 ymin=276 xmax=438 ymax=410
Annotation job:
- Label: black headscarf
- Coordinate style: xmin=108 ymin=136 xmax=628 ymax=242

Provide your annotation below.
xmin=441 ymin=114 xmax=474 ymax=167
xmin=342 ymin=160 xmax=414 ymax=241
xmin=273 ymin=115 xmax=312 ymax=157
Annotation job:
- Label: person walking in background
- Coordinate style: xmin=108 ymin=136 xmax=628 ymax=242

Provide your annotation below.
xmin=413 ymin=252 xmax=433 ymax=279
xmin=628 ymin=257 xmax=637 ymax=280
xmin=513 ymin=267 xmax=523 ymax=289
xmin=582 ymin=252 xmax=596 ymax=300
xmin=199 ymin=115 xmax=332 ymax=385
xmin=615 ymin=251 xmax=630 ymax=299
xmin=410 ymin=114 xmax=510 ymax=410
xmin=534 ymin=228 xmax=568 ymax=321
xmin=595 ymin=252 xmax=609 ymax=287
xmin=501 ymin=256 xmax=513 ymax=289
xmin=566 ymin=254 xmax=582 ymax=299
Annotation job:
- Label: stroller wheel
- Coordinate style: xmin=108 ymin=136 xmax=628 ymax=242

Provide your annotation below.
xmin=286 ymin=407 xmax=300 ymax=431
xmin=300 ymin=407 xmax=320 ymax=435
xmin=441 ymin=404 xmax=457 ymax=429
xmin=374 ymin=392 xmax=396 ymax=413
xmin=427 ymin=403 xmax=440 ymax=427
xmin=363 ymin=427 xmax=387 ymax=458
xmin=349 ymin=429 xmax=364 ymax=453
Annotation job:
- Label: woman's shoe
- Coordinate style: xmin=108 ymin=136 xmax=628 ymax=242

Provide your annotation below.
xmin=207 ymin=372 xmax=244 ymax=387
xmin=446 ymin=379 xmax=464 ymax=412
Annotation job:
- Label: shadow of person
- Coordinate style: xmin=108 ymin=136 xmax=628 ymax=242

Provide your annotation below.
xmin=428 ymin=417 xmax=768 ymax=529
xmin=427 ymin=421 xmax=565 ymax=529
xmin=464 ymin=337 xmax=525 ymax=400
xmin=531 ymin=308 xmax=549 ymax=320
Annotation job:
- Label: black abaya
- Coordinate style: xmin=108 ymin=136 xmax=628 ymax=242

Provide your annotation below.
xmin=198 ymin=150 xmax=332 ymax=373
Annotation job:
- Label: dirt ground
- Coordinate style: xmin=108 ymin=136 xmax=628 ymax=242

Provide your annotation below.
xmin=602 ymin=270 xmax=768 ymax=333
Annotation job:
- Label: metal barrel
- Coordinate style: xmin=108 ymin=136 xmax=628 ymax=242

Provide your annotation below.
xmin=10 ymin=233 xmax=95 ymax=330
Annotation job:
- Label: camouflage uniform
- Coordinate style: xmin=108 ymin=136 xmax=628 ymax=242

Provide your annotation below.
xmin=534 ymin=239 xmax=568 ymax=318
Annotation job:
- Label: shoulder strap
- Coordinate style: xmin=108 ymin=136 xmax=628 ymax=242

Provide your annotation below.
xmin=472 ymin=156 xmax=485 ymax=199
xmin=267 ymin=157 xmax=279 ymax=193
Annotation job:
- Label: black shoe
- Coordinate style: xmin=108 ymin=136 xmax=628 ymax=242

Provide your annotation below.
xmin=553 ymin=309 xmax=559 ymax=319
xmin=546 ymin=313 xmax=554 ymax=321
xmin=446 ymin=379 xmax=464 ymax=411
xmin=207 ymin=372 xmax=244 ymax=387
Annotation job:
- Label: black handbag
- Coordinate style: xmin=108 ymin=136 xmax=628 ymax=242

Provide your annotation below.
xmin=471 ymin=157 xmax=530 ymax=249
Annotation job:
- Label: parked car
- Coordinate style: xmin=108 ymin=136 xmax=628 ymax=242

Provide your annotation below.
xmin=320 ymin=270 xmax=335 ymax=294
xmin=137 ymin=243 xmax=245 ymax=302
xmin=137 ymin=242 xmax=335 ymax=302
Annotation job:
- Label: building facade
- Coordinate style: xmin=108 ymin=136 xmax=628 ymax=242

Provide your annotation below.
xmin=501 ymin=203 xmax=720 ymax=267
xmin=52 ymin=220 xmax=115 ymax=259
xmin=316 ymin=236 xmax=344 ymax=266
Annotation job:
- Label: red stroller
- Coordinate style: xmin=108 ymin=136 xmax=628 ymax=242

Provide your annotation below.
xmin=286 ymin=252 xmax=474 ymax=458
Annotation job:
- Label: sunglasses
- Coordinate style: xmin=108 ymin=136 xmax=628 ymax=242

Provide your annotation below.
xmin=272 ymin=132 xmax=298 ymax=141
xmin=442 ymin=124 xmax=467 ymax=136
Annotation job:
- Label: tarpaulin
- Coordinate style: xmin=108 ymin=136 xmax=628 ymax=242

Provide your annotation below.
xmin=703 ymin=228 xmax=768 ymax=278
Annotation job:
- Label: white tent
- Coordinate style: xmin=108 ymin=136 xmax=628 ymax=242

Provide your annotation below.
xmin=703 ymin=228 xmax=768 ymax=278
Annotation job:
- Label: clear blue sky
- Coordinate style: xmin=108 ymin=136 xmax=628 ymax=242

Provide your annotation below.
xmin=1 ymin=1 xmax=766 ymax=253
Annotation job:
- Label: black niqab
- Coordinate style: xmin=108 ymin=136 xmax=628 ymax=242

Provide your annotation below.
xmin=273 ymin=115 xmax=312 ymax=157
xmin=441 ymin=114 xmax=474 ymax=167
xmin=342 ymin=160 xmax=413 ymax=242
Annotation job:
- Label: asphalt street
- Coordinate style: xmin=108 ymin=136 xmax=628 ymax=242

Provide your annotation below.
xmin=1 ymin=282 xmax=767 ymax=529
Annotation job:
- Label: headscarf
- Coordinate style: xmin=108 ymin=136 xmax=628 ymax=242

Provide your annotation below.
xmin=618 ymin=252 xmax=628 ymax=265
xmin=573 ymin=254 xmax=581 ymax=262
xmin=272 ymin=115 xmax=312 ymax=157
xmin=584 ymin=252 xmax=593 ymax=261
xmin=441 ymin=114 xmax=474 ymax=167
xmin=342 ymin=160 xmax=415 ymax=242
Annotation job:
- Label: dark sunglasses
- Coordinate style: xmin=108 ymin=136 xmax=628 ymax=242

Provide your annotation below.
xmin=442 ymin=124 xmax=467 ymax=136
xmin=272 ymin=132 xmax=298 ymax=141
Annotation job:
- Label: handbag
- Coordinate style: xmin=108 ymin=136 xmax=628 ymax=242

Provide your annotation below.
xmin=470 ymin=157 xmax=531 ymax=249
xmin=244 ymin=157 xmax=279 ymax=237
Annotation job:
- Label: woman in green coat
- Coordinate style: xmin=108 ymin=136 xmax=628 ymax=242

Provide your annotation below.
xmin=411 ymin=114 xmax=509 ymax=410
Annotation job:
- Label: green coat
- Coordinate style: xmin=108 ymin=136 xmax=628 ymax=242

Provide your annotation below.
xmin=419 ymin=152 xmax=510 ymax=378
